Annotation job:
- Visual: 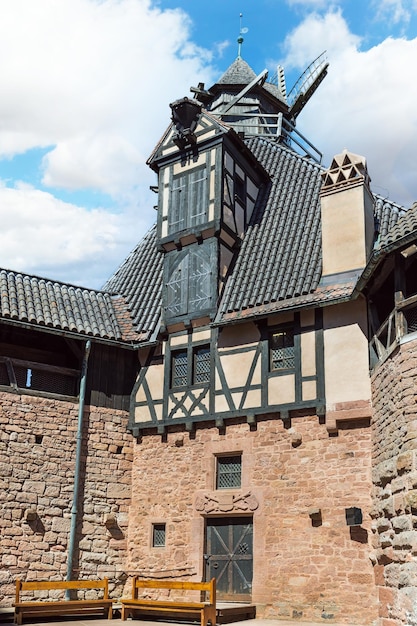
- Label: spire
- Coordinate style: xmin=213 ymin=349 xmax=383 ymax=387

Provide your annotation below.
xmin=237 ymin=13 xmax=248 ymax=59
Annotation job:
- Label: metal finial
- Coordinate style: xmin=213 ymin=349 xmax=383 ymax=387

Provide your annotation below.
xmin=237 ymin=13 xmax=248 ymax=58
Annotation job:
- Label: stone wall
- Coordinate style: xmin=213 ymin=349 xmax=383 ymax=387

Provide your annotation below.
xmin=0 ymin=391 xmax=132 ymax=607
xmin=128 ymin=414 xmax=378 ymax=624
xmin=371 ymin=337 xmax=417 ymax=626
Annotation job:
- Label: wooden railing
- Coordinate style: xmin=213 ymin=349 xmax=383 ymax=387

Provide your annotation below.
xmin=369 ymin=295 xmax=417 ymax=368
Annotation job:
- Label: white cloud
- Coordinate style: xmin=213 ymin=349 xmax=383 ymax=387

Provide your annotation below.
xmin=0 ymin=0 xmax=216 ymax=287
xmin=281 ymin=10 xmax=417 ymax=207
xmin=0 ymin=183 xmax=135 ymax=287
xmin=0 ymin=0 xmax=215 ymax=189
xmin=372 ymin=0 xmax=412 ymax=25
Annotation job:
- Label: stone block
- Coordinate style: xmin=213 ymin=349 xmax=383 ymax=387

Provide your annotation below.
xmin=399 ymin=562 xmax=417 ymax=587
xmin=405 ymin=490 xmax=417 ymax=513
xmin=392 ymin=530 xmax=417 ymax=550
xmin=51 ymin=517 xmax=71 ymax=533
xmin=107 ymin=483 xmax=130 ymax=499
xmin=379 ymin=532 xmax=394 ymax=548
xmin=374 ymin=459 xmax=397 ymax=486
xmin=392 ymin=514 xmax=412 ymax=532
xmin=376 ymin=518 xmax=392 ymax=533
xmin=397 ymin=450 xmax=414 ymax=474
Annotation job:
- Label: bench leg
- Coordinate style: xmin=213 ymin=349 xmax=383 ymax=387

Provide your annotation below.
xmin=202 ymin=606 xmax=217 ymax=626
xmin=14 ymin=611 xmax=22 ymax=626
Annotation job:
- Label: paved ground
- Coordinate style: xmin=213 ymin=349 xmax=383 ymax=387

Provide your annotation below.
xmin=0 ymin=618 xmax=363 ymax=626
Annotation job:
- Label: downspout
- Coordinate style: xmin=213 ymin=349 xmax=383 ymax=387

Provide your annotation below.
xmin=66 ymin=339 xmax=92 ymax=586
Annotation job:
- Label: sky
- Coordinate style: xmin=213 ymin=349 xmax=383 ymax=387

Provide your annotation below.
xmin=1 ymin=0 xmax=417 ymax=289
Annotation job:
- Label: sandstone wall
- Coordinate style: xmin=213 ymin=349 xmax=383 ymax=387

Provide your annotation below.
xmin=0 ymin=392 xmax=132 ymax=607
xmin=371 ymin=337 xmax=417 ymax=626
xmin=129 ymin=415 xmax=378 ymax=624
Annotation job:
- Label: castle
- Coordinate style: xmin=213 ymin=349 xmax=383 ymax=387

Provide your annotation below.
xmin=1 ymin=50 xmax=417 ymax=626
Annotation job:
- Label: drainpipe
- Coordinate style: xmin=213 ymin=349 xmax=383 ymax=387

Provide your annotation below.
xmin=66 ymin=339 xmax=92 ymax=586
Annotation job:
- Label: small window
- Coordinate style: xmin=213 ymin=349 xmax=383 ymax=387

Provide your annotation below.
xmin=216 ymin=455 xmax=242 ymax=489
xmin=152 ymin=523 xmax=166 ymax=547
xmin=171 ymin=345 xmax=210 ymax=388
xmin=193 ymin=346 xmax=210 ymax=384
xmin=270 ymin=327 xmax=295 ymax=371
xmin=171 ymin=350 xmax=188 ymax=387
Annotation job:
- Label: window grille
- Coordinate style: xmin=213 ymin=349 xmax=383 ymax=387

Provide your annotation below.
xmin=0 ymin=362 xmax=9 ymax=386
xmin=216 ymin=455 xmax=242 ymax=489
xmin=270 ymin=328 xmax=295 ymax=371
xmin=152 ymin=523 xmax=166 ymax=547
xmin=405 ymin=306 xmax=417 ymax=334
xmin=194 ymin=346 xmax=210 ymax=383
xmin=171 ymin=345 xmax=210 ymax=388
xmin=0 ymin=357 xmax=78 ymax=396
xmin=171 ymin=351 xmax=188 ymax=387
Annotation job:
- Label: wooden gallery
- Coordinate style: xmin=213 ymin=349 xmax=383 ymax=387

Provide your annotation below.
xmin=1 ymin=52 xmax=417 ymax=626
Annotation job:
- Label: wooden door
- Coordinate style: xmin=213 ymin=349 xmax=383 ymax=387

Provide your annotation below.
xmin=205 ymin=517 xmax=253 ymax=601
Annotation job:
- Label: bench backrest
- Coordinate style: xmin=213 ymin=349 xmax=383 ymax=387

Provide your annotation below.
xmin=15 ymin=579 xmax=109 ymax=603
xmin=131 ymin=578 xmax=216 ymax=604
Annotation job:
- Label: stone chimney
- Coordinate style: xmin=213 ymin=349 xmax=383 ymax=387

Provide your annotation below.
xmin=320 ymin=150 xmax=375 ymax=279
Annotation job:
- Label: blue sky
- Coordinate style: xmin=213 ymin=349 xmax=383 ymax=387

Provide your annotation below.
xmin=1 ymin=0 xmax=417 ymax=288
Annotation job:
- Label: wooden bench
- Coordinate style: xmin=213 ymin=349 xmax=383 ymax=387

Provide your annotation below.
xmin=14 ymin=578 xmax=113 ymax=624
xmin=121 ymin=577 xmax=216 ymax=626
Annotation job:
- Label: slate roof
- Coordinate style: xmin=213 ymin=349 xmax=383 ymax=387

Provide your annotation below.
xmin=1 ymin=138 xmax=407 ymax=345
xmin=376 ymin=200 xmax=416 ymax=250
xmin=102 ymin=226 xmax=163 ymax=342
xmin=353 ymin=201 xmax=415 ymax=294
xmin=0 ymin=269 xmax=124 ymax=341
xmin=104 ymin=135 xmax=407 ymax=337
xmin=218 ymin=138 xmax=323 ymax=317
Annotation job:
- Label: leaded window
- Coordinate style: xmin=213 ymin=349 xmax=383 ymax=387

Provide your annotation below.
xmin=270 ymin=328 xmax=295 ymax=371
xmin=171 ymin=350 xmax=188 ymax=387
xmin=194 ymin=346 xmax=210 ymax=383
xmin=152 ymin=523 xmax=166 ymax=547
xmin=216 ymin=455 xmax=242 ymax=489
xmin=170 ymin=345 xmax=210 ymax=389
xmin=169 ymin=167 xmax=208 ymax=234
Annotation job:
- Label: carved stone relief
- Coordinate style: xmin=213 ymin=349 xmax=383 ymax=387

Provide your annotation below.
xmin=195 ymin=491 xmax=259 ymax=514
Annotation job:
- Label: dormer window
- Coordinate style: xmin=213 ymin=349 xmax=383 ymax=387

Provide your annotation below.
xmin=169 ymin=166 xmax=208 ymax=235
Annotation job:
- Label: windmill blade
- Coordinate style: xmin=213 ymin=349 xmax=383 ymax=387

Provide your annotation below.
xmin=287 ymin=51 xmax=329 ymax=120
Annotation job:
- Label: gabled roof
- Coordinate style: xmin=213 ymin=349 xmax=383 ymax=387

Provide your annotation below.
xmin=0 ymin=269 xmax=125 ymax=342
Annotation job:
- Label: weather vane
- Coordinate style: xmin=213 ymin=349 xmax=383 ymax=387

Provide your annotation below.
xmin=237 ymin=13 xmax=248 ymax=58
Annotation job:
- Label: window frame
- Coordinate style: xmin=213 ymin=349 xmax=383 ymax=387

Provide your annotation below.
xmin=216 ymin=454 xmax=242 ymax=490
xmin=170 ymin=343 xmax=211 ymax=390
xmin=269 ymin=325 xmax=295 ymax=373
xmin=152 ymin=523 xmax=166 ymax=548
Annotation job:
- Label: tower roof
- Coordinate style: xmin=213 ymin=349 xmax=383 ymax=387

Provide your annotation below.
xmin=216 ymin=57 xmax=258 ymax=86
